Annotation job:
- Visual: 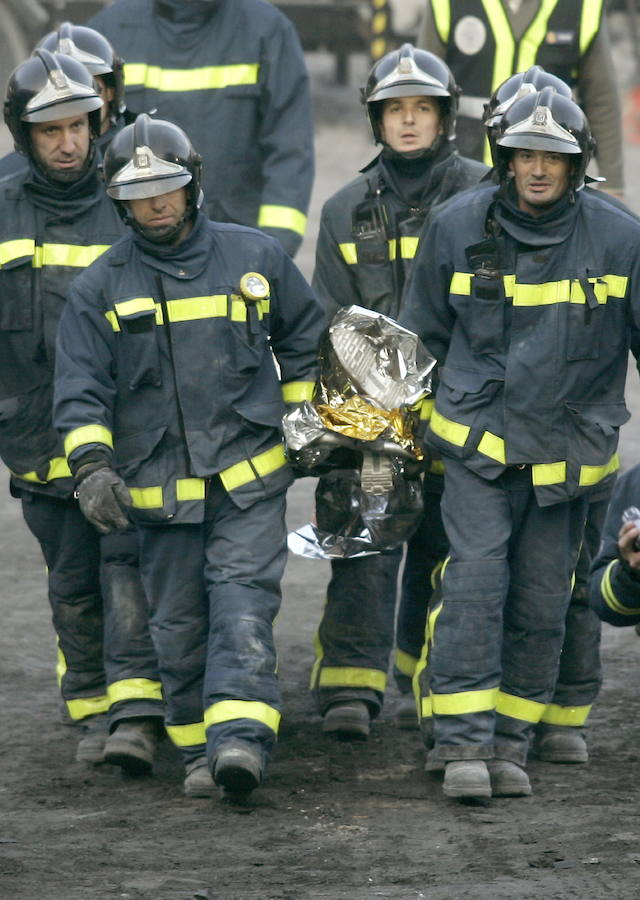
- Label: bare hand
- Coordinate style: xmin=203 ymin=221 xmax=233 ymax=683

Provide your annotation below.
xmin=619 ymin=520 xmax=640 ymax=569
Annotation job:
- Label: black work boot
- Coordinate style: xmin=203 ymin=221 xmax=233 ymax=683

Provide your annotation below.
xmin=533 ymin=724 xmax=588 ymax=763
xmin=212 ymin=740 xmax=263 ymax=796
xmin=76 ymin=713 xmax=109 ymax=764
xmin=104 ymin=717 xmax=161 ymax=775
xmin=322 ymin=701 xmax=370 ymax=740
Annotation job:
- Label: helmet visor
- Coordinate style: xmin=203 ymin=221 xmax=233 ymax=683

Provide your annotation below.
xmin=23 ymin=71 xmax=102 ymax=122
xmin=107 ymin=144 xmax=193 ymax=199
xmin=56 ymin=37 xmax=113 ymax=76
xmin=498 ymin=105 xmax=581 ymax=154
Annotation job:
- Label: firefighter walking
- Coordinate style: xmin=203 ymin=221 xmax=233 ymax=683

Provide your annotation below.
xmin=53 ymin=115 xmax=325 ymax=798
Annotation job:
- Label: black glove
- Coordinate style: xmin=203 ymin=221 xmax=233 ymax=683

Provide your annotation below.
xmin=74 ymin=462 xmax=132 ymax=534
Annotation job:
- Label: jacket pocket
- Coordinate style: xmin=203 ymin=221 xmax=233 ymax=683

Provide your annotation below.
xmin=565 ymin=401 xmax=629 ymax=463
xmin=233 ymin=398 xmax=285 ymax=430
xmin=460 ymin=274 xmax=505 ymax=355
xmin=438 ymin=366 xmax=502 ymax=413
xmin=113 ymin=425 xmax=167 ymax=481
xmin=115 ymin=304 xmax=162 ymax=390
xmin=566 ymin=281 xmax=608 ymax=361
xmin=0 ymin=258 xmax=34 ymax=331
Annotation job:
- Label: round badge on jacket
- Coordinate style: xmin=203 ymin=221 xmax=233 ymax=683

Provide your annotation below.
xmin=239 ymin=272 xmax=270 ymax=302
xmin=454 ymin=16 xmax=487 ymax=56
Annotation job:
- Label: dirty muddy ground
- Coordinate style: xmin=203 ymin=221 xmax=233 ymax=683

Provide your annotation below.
xmin=3 ymin=35 xmax=640 ymax=900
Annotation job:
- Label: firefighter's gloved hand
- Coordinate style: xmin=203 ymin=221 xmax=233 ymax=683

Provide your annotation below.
xmin=75 ymin=465 xmax=132 ymax=534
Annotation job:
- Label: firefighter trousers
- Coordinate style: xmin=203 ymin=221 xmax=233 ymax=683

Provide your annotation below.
xmin=20 ymin=491 xmax=162 ymax=727
xmin=541 ymin=496 xmax=607 ymax=726
xmin=428 ymin=460 xmax=588 ymax=766
xmin=311 ymin=478 xmax=448 ymax=716
xmin=137 ymin=482 xmax=287 ymax=771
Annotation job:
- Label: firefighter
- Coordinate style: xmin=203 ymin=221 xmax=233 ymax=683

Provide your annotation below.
xmin=589 ymin=466 xmax=640 ymax=627
xmin=311 ymin=43 xmax=487 ymax=739
xmin=87 ymin=0 xmax=314 ymax=257
xmin=0 ymin=50 xmax=164 ymax=768
xmin=0 ymin=23 xmax=131 ymax=182
xmin=417 ymin=0 xmax=624 ymax=196
xmin=38 ymin=22 xmax=134 ymax=152
xmin=480 ymin=65 xmax=609 ymax=766
xmin=53 ymin=115 xmax=324 ymax=799
xmin=400 ymin=87 xmax=640 ymax=800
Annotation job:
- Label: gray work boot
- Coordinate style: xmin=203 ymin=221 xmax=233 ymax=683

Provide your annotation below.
xmin=395 ymin=694 xmax=419 ymax=731
xmin=212 ymin=741 xmax=263 ymax=796
xmin=443 ymin=760 xmax=491 ymax=799
xmin=184 ymin=757 xmax=215 ymax=798
xmin=487 ymin=760 xmax=532 ymax=797
xmin=322 ymin=701 xmax=370 ymax=740
xmin=104 ymin=718 xmax=161 ymax=775
xmin=533 ymin=725 xmax=588 ymax=763
xmin=76 ymin=713 xmax=109 ymax=764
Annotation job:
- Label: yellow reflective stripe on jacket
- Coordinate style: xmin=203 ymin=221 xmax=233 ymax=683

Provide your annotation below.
xmin=339 ymin=242 xmax=357 ymax=265
xmin=580 ymin=0 xmax=604 ymax=53
xmin=115 ymin=297 xmax=156 ymax=317
xmin=513 ymin=277 xmax=626 ymax=307
xmin=477 ymin=430 xmax=506 ymax=464
xmin=431 ymin=687 xmax=498 ymax=716
xmin=165 ymin=721 xmax=206 ymax=747
xmin=0 ymin=240 xmax=109 ymax=268
xmin=166 ymin=295 xmax=228 ymax=322
xmin=495 ymin=690 xmax=545 ymax=723
xmin=11 ymin=456 xmax=72 ymax=484
xmin=282 ymin=381 xmax=315 ymax=403
xmin=450 ymin=273 xmax=626 ymax=304
xmin=531 ymin=461 xmax=565 ymax=486
xmin=430 ymin=409 xmax=470 ymax=447
xmin=389 ymin=237 xmax=420 ymax=260
xmin=338 ymin=237 xmax=419 ymax=265
xmin=106 ymin=294 xmax=270 ymax=331
xmin=219 ymin=443 xmax=287 ymax=492
xmin=33 ymin=244 xmax=110 ymax=268
xmin=129 ymin=486 xmax=164 ymax=509
xmin=419 ymin=397 xmax=434 ymax=421
xmin=258 ymin=204 xmax=307 ymax=237
xmin=395 ymin=648 xmax=418 ymax=679
xmin=176 ymin=478 xmax=206 ymax=501
xmin=318 ymin=666 xmax=387 ymax=692
xmin=64 ymin=424 xmax=114 ymax=457
xmin=123 ymin=455 xmax=289 ymax=510
xmin=601 ymin=559 xmax=640 ymax=616
xmin=123 ymin=62 xmax=259 ymax=91
xmin=107 ymin=678 xmax=163 ymax=704
xmin=579 ymin=453 xmax=619 ymax=487
xmin=540 ymin=702 xmax=592 ymax=727
xmin=204 ymin=700 xmax=281 ymax=733
xmin=0 ymin=238 xmax=36 ymax=265
xmin=516 ymin=0 xmax=559 ymax=71
xmin=66 ymin=694 xmax=110 ymax=722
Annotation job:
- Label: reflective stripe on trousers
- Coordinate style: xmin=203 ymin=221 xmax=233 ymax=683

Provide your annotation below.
xmin=429 ymin=460 xmax=588 ymax=765
xmin=137 ymin=480 xmax=287 ymax=769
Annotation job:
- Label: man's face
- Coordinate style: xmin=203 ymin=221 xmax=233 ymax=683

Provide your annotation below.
xmin=127 ymin=187 xmax=191 ymax=244
xmin=379 ymin=95 xmax=442 ymax=153
xmin=95 ymin=76 xmax=115 ymax=135
xmin=509 ymin=148 xmax=572 ymax=215
xmin=30 ymin=113 xmax=91 ymax=183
